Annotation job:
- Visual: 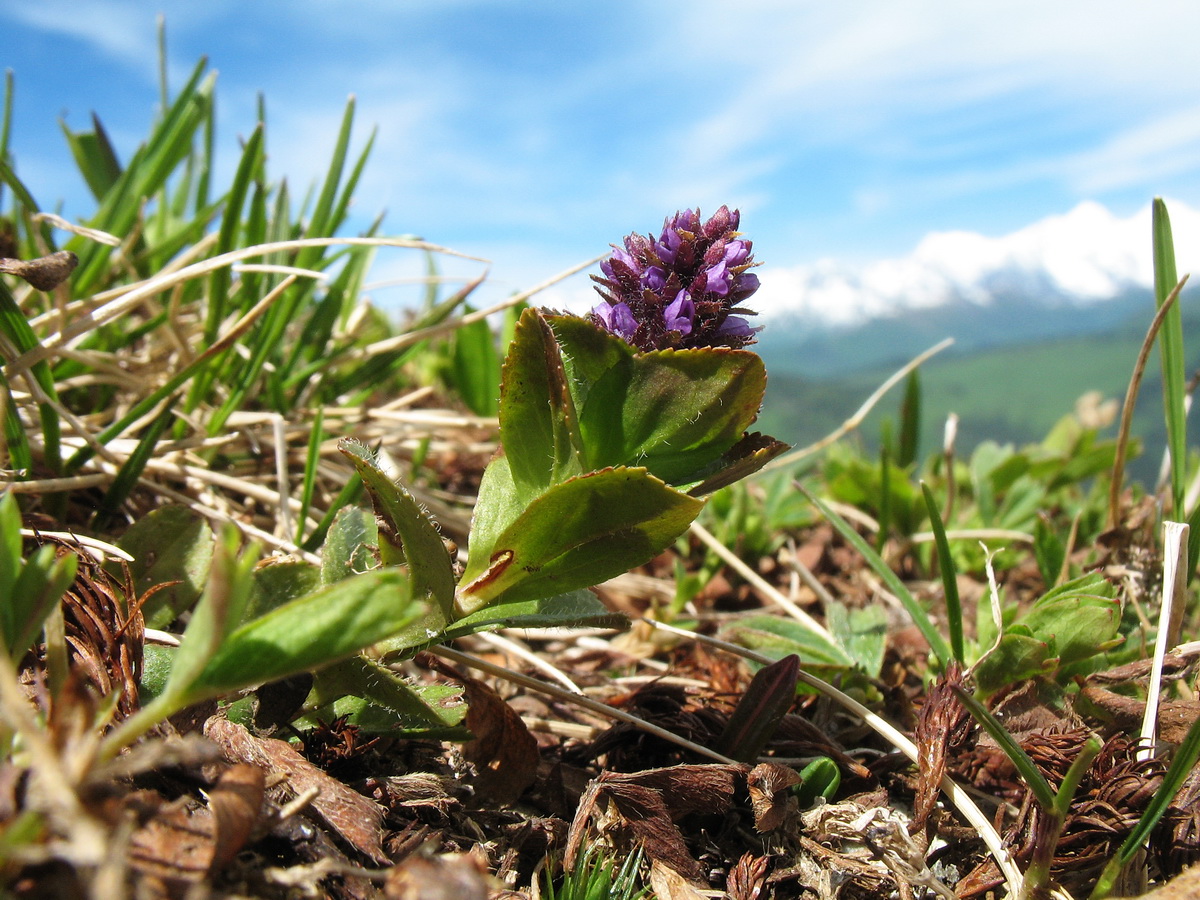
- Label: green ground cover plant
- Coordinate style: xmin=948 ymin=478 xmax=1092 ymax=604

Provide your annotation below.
xmin=3 ymin=36 xmax=1200 ymax=900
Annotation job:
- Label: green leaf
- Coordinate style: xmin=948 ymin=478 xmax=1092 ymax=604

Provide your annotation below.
xmin=339 ymin=438 xmax=455 ymax=623
xmin=826 ymin=601 xmax=888 ymax=678
xmin=578 ymin=348 xmax=767 ymax=484
xmin=452 ymin=307 xmax=501 ymax=416
xmin=1 ymin=518 xmax=78 ymax=656
xmin=9 ymin=545 xmax=76 ymax=654
xmin=443 ymin=589 xmax=627 ymax=643
xmin=115 ymin=506 xmax=214 ymax=628
xmin=498 ymin=307 xmax=584 ymax=497
xmin=457 ymin=466 xmax=704 ymax=614
xmin=164 ymin=524 xmax=258 ymax=702
xmin=369 ymin=590 xmax=621 ymax=696
xmin=972 ymin=628 xmax=1052 ymax=695
xmin=458 ymin=456 xmax=526 ymax=607
xmin=795 ymin=757 xmax=841 ymax=808
xmin=302 ymin=470 xmax=363 ymax=553
xmin=319 ymin=506 xmax=376 ymax=586
xmin=300 ymin=685 xmax=468 ymax=739
xmin=1032 ymin=514 xmax=1066 ymax=587
xmin=186 ymin=568 xmax=421 ymax=699
xmin=308 ymin=655 xmax=466 ymax=728
xmin=1021 ymin=579 xmax=1122 ymax=666
xmin=244 ymin=562 xmax=322 ymax=623
xmin=721 ymin=614 xmax=856 ymax=678
xmin=546 ymin=312 xmax=635 ymax=411
xmin=0 ymin=492 xmax=24 ymax=604
xmin=138 ymin=644 xmax=174 ymax=704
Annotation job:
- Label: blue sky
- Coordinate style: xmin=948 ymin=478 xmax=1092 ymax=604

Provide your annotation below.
xmin=5 ymin=1 xmax=1200 ymax=315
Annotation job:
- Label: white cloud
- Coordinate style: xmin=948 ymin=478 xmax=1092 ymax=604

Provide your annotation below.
xmin=1068 ymin=106 xmax=1200 ymax=193
xmin=658 ymin=1 xmax=1200 ymax=203
xmin=755 ymin=199 xmax=1200 ymax=327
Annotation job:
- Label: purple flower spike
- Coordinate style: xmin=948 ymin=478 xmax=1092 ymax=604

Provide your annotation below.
xmin=589 ymin=205 xmax=761 ymax=350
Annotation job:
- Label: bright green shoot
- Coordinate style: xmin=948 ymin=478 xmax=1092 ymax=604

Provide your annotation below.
xmin=1151 ymin=198 xmax=1187 ymax=520
xmin=544 ymin=843 xmax=648 ymax=900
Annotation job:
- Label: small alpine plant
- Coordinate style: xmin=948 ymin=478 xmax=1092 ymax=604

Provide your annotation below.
xmin=102 ymin=208 xmax=790 ymax=753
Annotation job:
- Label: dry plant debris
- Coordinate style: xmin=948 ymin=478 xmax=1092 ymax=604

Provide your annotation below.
xmin=7 ymin=498 xmax=1200 ymax=899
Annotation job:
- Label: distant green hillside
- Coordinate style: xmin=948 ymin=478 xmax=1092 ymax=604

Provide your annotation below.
xmin=757 ymin=288 xmax=1158 ymax=379
xmin=757 ymin=304 xmax=1200 ymax=486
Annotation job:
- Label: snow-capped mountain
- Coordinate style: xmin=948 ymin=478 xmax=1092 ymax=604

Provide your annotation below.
xmin=756 ymin=200 xmax=1200 ymax=330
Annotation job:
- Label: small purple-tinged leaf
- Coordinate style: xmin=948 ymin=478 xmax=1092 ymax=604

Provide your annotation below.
xmin=685 ymin=432 xmax=790 ymax=496
xmin=716 ymin=654 xmax=800 ymax=763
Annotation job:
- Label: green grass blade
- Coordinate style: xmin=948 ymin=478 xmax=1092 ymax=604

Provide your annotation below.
xmin=71 ymin=61 xmax=214 ymax=293
xmin=156 ymin=16 xmax=169 ymax=112
xmin=295 ymin=407 xmax=325 ymax=546
xmin=1052 ymin=734 xmax=1101 ymax=819
xmin=93 ymin=400 xmax=177 ymax=527
xmin=296 ymin=97 xmax=355 ymax=269
xmin=1117 ymin=715 xmax=1200 ymax=862
xmin=301 ymin=471 xmax=364 ymax=553
xmin=452 ymin=306 xmax=502 ymax=415
xmin=67 ymin=269 xmax=295 ymax=471
xmin=898 ymin=368 xmax=921 ymax=467
xmin=233 ymin=182 xmax=270 ymax=312
xmin=0 ymin=281 xmax=61 ymax=473
xmin=280 ymin=241 xmax=377 ymax=391
xmin=0 ymin=371 xmax=31 ymax=473
xmin=0 ymin=157 xmax=44 ymax=230
xmin=326 ymin=125 xmax=375 ymax=237
xmin=186 ymin=123 xmax=265 ymax=416
xmin=802 ymin=484 xmax=953 ymax=666
xmin=876 ymin=444 xmax=892 ymax=554
xmin=203 ymin=122 xmax=264 ymax=342
xmin=1152 ymin=198 xmax=1187 ymax=516
xmin=921 ymin=481 xmax=964 ymax=665
xmin=60 ymin=113 xmax=123 ymax=201
xmin=953 ymin=685 xmax=1056 ymax=810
